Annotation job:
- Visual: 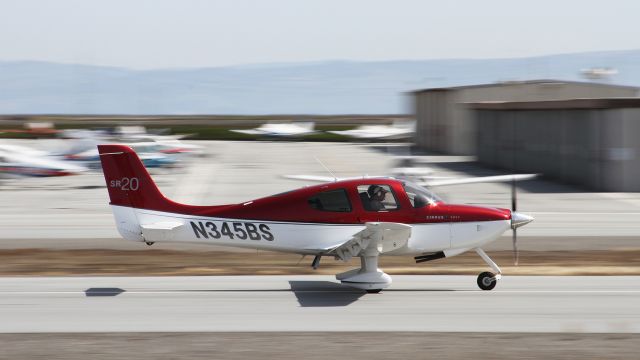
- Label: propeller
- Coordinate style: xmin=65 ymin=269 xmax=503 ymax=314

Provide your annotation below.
xmin=511 ymin=177 xmax=519 ymax=266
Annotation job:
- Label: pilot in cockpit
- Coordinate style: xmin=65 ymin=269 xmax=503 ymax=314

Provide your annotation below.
xmin=367 ymin=185 xmax=388 ymax=211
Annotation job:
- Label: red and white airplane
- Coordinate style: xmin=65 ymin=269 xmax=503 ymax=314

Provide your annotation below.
xmin=99 ymin=144 xmax=534 ymax=293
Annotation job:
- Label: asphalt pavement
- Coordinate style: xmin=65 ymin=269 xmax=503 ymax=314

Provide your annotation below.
xmin=0 ymin=275 xmax=638 ymax=333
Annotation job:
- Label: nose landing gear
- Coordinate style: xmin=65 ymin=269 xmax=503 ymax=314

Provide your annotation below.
xmin=477 ymin=271 xmax=498 ymax=290
xmin=475 ymin=248 xmax=502 ymax=291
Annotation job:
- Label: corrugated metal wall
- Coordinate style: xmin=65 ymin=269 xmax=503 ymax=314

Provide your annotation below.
xmin=476 ymin=107 xmax=640 ymax=191
xmin=414 ymin=81 xmax=638 ymax=155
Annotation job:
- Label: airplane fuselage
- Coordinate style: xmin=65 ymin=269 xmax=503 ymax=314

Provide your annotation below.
xmin=110 ymin=177 xmax=512 ymax=256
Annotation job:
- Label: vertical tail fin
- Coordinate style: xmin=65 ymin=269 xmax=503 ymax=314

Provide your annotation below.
xmin=98 ymin=144 xmax=170 ymax=210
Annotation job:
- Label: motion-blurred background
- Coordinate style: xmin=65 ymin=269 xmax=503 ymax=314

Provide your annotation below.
xmin=3 ymin=2 xmax=640 ymax=358
xmin=1 ymin=0 xmax=640 ymax=275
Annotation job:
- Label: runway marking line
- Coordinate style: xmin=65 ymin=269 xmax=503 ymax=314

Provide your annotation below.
xmin=529 ymin=212 xmax=640 ymax=215
xmin=1 ymin=290 xmax=639 ymax=295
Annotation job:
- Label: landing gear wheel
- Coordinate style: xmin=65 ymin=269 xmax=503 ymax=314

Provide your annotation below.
xmin=477 ymin=271 xmax=498 ymax=291
xmin=366 ymin=289 xmax=383 ymax=294
xmin=145 ymin=241 xmax=155 ymax=246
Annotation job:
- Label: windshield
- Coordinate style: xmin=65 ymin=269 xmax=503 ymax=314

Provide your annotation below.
xmin=402 ymin=181 xmax=442 ymax=208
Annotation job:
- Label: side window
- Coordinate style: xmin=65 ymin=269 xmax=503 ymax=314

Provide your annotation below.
xmin=405 ymin=189 xmax=428 ymax=208
xmin=357 ymin=184 xmax=399 ymax=211
xmin=403 ymin=182 xmax=440 ymax=208
xmin=408 ymin=193 xmax=428 ymax=208
xmin=308 ymin=189 xmax=352 ymax=212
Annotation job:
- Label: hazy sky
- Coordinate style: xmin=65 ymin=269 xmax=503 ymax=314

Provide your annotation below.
xmin=2 ymin=0 xmax=640 ymax=69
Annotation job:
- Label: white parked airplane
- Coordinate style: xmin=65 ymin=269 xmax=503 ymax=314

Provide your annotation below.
xmin=230 ymin=122 xmax=316 ymax=137
xmin=0 ymin=144 xmax=88 ymax=178
xmin=329 ymin=120 xmax=415 ymax=140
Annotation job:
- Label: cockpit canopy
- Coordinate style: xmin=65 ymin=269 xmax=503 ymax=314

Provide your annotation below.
xmin=299 ymin=179 xmax=442 ymax=214
xmin=402 ymin=181 xmax=442 ymax=207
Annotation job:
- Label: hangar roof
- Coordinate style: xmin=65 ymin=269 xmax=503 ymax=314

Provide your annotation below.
xmin=412 ymin=79 xmax=639 ymax=94
xmin=467 ymin=97 xmax=640 ymax=110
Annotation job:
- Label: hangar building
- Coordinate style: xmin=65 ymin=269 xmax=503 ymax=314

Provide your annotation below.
xmin=471 ymin=98 xmax=640 ymax=192
xmin=413 ymin=80 xmax=639 ymax=155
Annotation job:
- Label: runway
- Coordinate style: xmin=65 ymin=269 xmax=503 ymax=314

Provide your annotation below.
xmin=1 ymin=275 xmax=638 ymax=333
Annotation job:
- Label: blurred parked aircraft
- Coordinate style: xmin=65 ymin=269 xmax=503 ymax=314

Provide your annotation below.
xmin=59 ymin=126 xmax=202 ymax=169
xmin=0 ymin=144 xmax=87 ymax=178
xmin=66 ymin=143 xmax=184 ymax=169
xmin=230 ymin=122 xmax=316 ymax=137
xmin=329 ymin=120 xmax=415 ymax=140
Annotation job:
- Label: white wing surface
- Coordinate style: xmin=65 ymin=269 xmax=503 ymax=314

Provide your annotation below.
xmin=141 ymin=222 xmax=184 ymax=242
xmin=422 ymin=174 xmax=538 ymax=187
xmin=283 ymin=174 xmax=388 ymax=182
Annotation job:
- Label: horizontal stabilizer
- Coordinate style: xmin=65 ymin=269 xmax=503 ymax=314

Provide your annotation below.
xmin=141 ymin=222 xmax=183 ymax=231
xmin=141 ymin=222 xmax=184 ymax=242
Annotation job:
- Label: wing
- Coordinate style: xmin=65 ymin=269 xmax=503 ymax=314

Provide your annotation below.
xmin=283 ymin=174 xmax=389 ymax=182
xmin=284 ymin=174 xmax=537 ymax=187
xmin=328 ymin=222 xmax=412 ymax=261
xmin=421 ymin=174 xmax=538 ymax=187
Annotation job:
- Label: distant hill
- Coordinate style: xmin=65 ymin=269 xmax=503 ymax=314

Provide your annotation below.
xmin=1 ymin=49 xmax=640 ymax=115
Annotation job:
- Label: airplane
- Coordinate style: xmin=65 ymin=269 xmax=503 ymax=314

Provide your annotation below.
xmin=98 ymin=144 xmax=534 ymax=293
xmin=329 ymin=120 xmax=415 ymax=140
xmin=62 ymin=135 xmax=199 ymax=169
xmin=230 ymin=122 xmax=316 ymax=138
xmin=60 ymin=128 xmax=202 ymax=157
xmin=0 ymin=144 xmax=88 ymax=177
xmin=66 ymin=145 xmax=179 ymax=169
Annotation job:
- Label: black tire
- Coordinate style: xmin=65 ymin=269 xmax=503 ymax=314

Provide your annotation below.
xmin=366 ymin=289 xmax=383 ymax=294
xmin=477 ymin=271 xmax=497 ymax=291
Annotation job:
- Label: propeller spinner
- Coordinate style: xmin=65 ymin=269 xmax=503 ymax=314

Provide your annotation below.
xmin=510 ymin=179 xmax=534 ymax=265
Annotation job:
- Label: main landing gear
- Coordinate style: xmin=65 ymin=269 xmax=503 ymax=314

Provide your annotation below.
xmin=336 ymin=255 xmax=391 ymax=294
xmin=475 ymin=248 xmax=502 ymax=291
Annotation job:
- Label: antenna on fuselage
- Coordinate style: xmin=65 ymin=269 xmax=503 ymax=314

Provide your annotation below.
xmin=314 ymin=156 xmax=337 ymax=182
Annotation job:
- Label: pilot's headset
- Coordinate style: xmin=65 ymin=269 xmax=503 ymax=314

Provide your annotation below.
xmin=367 ymin=185 xmax=386 ymax=198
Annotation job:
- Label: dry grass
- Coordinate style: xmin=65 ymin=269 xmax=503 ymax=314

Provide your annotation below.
xmin=0 ymin=249 xmax=639 ymax=276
